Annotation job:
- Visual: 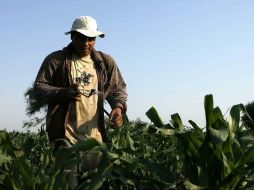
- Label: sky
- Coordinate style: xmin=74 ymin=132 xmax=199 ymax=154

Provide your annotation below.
xmin=0 ymin=0 xmax=254 ymax=131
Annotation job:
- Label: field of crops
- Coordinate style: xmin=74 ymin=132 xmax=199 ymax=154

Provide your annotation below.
xmin=1 ymin=94 xmax=254 ymax=189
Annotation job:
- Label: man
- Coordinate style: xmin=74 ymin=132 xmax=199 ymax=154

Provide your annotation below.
xmin=33 ymin=16 xmax=127 ymax=144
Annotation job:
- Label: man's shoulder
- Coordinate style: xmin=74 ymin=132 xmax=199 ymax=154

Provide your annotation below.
xmin=40 ymin=49 xmax=68 ymax=69
xmin=94 ymin=50 xmax=115 ymax=64
xmin=45 ymin=49 xmax=66 ymax=60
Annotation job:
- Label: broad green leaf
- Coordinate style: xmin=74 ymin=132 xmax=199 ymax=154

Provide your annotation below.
xmin=177 ymin=132 xmax=200 ymax=158
xmin=108 ymin=152 xmax=119 ymax=160
xmin=146 ymin=107 xmax=164 ymax=128
xmin=222 ymin=152 xmax=234 ymax=177
xmin=121 ymin=126 xmax=134 ymax=149
xmin=0 ymin=153 xmax=11 ymax=165
xmin=122 ymin=114 xmax=130 ymax=127
xmin=184 ymin=180 xmax=206 ymax=190
xmin=0 ymin=130 xmax=9 ymax=143
xmin=189 ymin=132 xmax=203 ymax=150
xmin=41 ymin=152 xmax=51 ymax=170
xmin=240 ymin=136 xmax=254 ymax=144
xmin=60 ymin=157 xmax=80 ymax=170
xmin=222 ymin=138 xmax=234 ymax=164
xmin=67 ymin=138 xmax=100 ymax=152
xmin=240 ymin=103 xmax=252 ymax=119
xmin=82 ymin=160 xmax=112 ymax=190
xmin=157 ymin=128 xmax=176 ymax=136
xmin=220 ymin=175 xmax=241 ymax=190
xmin=110 ymin=166 xmax=136 ymax=185
xmin=208 ymin=124 xmax=229 ymax=144
xmin=204 ymin=94 xmax=214 ymax=129
xmin=212 ymin=107 xmax=225 ymax=126
xmin=136 ymin=159 xmax=176 ymax=182
xmin=189 ymin=120 xmax=203 ymax=132
xmin=113 ymin=125 xmax=134 ymax=150
xmin=119 ymin=155 xmax=135 ymax=164
xmin=171 ymin=113 xmax=184 ymax=131
xmin=229 ymin=104 xmax=241 ymax=139
xmin=245 ymin=149 xmax=254 ymax=163
xmin=15 ymin=159 xmax=36 ymax=188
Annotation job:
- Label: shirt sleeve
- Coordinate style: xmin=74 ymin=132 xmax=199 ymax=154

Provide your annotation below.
xmin=33 ymin=51 xmax=64 ymax=105
xmin=102 ymin=53 xmax=128 ymax=113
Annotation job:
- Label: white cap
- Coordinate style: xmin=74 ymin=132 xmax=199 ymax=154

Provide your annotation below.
xmin=65 ymin=16 xmax=105 ymax=38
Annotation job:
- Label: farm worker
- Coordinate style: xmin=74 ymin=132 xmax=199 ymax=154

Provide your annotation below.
xmin=33 ymin=16 xmax=127 ymax=144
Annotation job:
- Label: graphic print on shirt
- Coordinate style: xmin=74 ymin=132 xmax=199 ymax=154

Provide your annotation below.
xmin=75 ymin=71 xmax=94 ymax=86
xmin=75 ymin=71 xmax=95 ymax=97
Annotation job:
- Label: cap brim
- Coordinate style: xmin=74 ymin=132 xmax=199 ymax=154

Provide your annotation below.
xmin=65 ymin=29 xmax=105 ymax=38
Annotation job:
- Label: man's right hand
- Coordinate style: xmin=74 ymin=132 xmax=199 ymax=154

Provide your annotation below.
xmin=58 ymin=84 xmax=81 ymax=102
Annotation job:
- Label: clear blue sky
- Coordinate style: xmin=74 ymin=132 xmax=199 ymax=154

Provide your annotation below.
xmin=1 ymin=1 xmax=254 ymax=131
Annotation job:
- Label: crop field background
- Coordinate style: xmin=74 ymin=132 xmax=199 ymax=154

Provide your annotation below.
xmin=1 ymin=94 xmax=254 ymax=189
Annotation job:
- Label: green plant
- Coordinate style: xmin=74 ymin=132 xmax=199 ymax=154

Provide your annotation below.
xmin=147 ymin=94 xmax=254 ymax=189
xmin=241 ymin=101 xmax=254 ymax=133
xmin=2 ymin=94 xmax=254 ymax=189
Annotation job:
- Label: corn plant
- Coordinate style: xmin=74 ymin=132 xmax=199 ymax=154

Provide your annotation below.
xmin=100 ymin=116 xmax=179 ymax=190
xmin=2 ymin=94 xmax=254 ymax=189
xmin=146 ymin=94 xmax=254 ymax=189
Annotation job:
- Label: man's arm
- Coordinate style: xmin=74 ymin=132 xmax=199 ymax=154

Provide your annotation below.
xmin=102 ymin=53 xmax=128 ymax=127
xmin=33 ymin=52 xmax=80 ymax=106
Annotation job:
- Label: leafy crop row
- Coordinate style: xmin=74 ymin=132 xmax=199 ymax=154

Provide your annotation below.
xmin=1 ymin=95 xmax=254 ymax=189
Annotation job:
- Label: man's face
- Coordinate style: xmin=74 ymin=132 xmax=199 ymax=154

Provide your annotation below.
xmin=71 ymin=31 xmax=96 ymax=57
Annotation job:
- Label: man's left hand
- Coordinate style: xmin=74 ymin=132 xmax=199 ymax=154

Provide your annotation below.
xmin=109 ymin=108 xmax=123 ymax=128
